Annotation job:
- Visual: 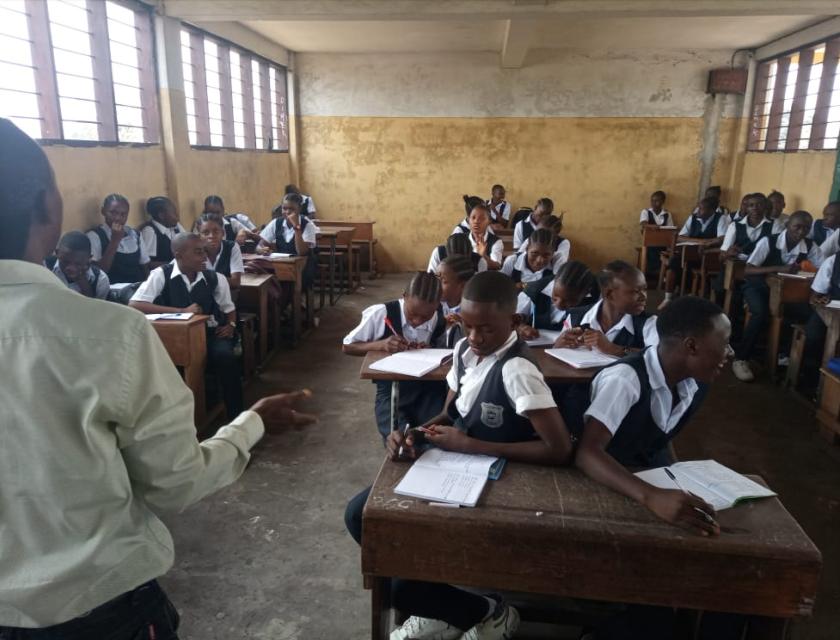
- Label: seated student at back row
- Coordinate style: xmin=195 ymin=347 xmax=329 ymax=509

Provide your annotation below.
xmin=345 ymin=271 xmax=573 ymax=640
xmin=809 ymin=201 xmax=840 ymax=259
xmin=196 ymin=213 xmax=245 ymax=290
xmin=87 ymin=194 xmax=150 ymax=284
xmin=203 ymin=194 xmax=262 ymax=246
xmin=486 ymin=183 xmax=511 ymax=230
xmin=139 ymin=196 xmax=185 ymax=269
xmin=515 ymin=213 xmax=570 ymax=272
xmin=427 ymin=232 xmax=488 ymax=274
xmin=258 ymin=193 xmax=318 ymax=290
xmin=453 ymin=202 xmax=504 ymax=270
xmin=512 ymin=197 xmax=554 ymax=250
xmin=129 ymin=233 xmax=243 ymax=420
xmin=638 ymin=190 xmax=672 ymax=274
xmin=500 ymin=228 xmax=556 ymax=288
xmin=47 ymin=231 xmax=111 ymax=300
xmin=767 ymin=189 xmax=788 ymax=233
xmin=516 ymin=261 xmax=597 ymax=340
xmin=731 ymin=210 xmax=821 ymax=383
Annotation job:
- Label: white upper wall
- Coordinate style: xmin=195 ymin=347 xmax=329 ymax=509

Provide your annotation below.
xmin=297 ymin=48 xmax=742 ymax=118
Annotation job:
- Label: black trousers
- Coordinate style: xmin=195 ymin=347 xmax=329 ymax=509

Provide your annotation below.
xmin=0 ymin=581 xmax=179 ymax=640
xmin=208 ymin=333 xmax=243 ymax=419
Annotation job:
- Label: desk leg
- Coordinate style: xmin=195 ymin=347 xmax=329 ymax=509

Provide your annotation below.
xmin=370 ymin=577 xmax=392 ymax=640
xmin=723 ymin=288 xmax=734 ymax=316
xmin=259 ymin=289 xmax=268 ymax=363
xmin=186 ymin=326 xmax=207 ymax=426
xmin=293 ymin=269 xmax=303 ymax=346
xmin=329 ymin=238 xmax=337 ymax=306
xmin=768 ymin=316 xmax=782 ymax=373
xmin=822 ymin=316 xmax=840 ymax=367
xmin=746 ymin=616 xmax=788 ymax=640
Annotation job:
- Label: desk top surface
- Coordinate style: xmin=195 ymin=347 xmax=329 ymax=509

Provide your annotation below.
xmin=240 ymin=273 xmax=274 ymax=286
xmin=148 ymin=314 xmax=209 ymax=329
xmin=317 ymin=225 xmax=356 ymax=235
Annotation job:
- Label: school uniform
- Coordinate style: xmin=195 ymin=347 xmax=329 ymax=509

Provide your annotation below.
xmin=131 ymin=261 xmax=242 ymax=418
xmin=734 ymin=234 xmax=821 ymax=363
xmin=48 ymin=259 xmax=110 ymax=300
xmin=516 ymin=275 xmax=569 ymax=330
xmin=512 ymin=214 xmax=541 ymax=250
xmin=638 ymin=208 xmax=673 ymax=226
xmin=818 ymin=228 xmax=840 ymax=259
xmin=450 ymin=219 xmax=472 ymax=236
xmin=441 ymin=301 xmax=463 ymax=348
xmin=222 ymin=215 xmax=245 ymax=243
xmin=501 ymin=252 xmax=554 ymax=285
xmin=770 ymin=213 xmax=789 ymax=234
xmin=259 ymin=215 xmax=319 ymax=287
xmin=426 ymin=244 xmax=488 ymax=274
xmin=487 ymin=199 xmax=512 ymax=224
xmin=139 ymin=220 xmax=186 ymax=264
xmin=809 ymin=219 xmax=836 ymax=246
xmin=563 ymin=300 xmax=659 ymax=349
xmin=204 ymin=240 xmax=244 ymax=278
xmin=720 ymin=217 xmax=773 ymax=261
xmin=678 ymin=211 xmax=730 ymax=238
xmin=517 ymin=235 xmax=571 ymax=273
xmin=87 ymin=224 xmax=150 ymax=284
xmin=450 ymin=229 xmax=504 ymax=265
xmin=343 ymin=299 xmax=447 ymax=440
xmin=300 ymin=194 xmax=316 ymax=218
xmin=691 ymin=204 xmax=731 ymax=219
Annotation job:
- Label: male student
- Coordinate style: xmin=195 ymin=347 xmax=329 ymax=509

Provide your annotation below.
xmin=47 ymin=230 xmax=111 ymax=299
xmin=811 ymin=201 xmax=840 ymax=259
xmin=0 ymin=118 xmax=314 ymax=638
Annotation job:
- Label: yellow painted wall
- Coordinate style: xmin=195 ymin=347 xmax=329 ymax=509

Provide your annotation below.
xmin=300 ymin=115 xmax=711 ymax=271
xmin=737 ymin=150 xmax=836 ymax=215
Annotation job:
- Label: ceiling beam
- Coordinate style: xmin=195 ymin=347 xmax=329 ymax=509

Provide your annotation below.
xmin=159 ymin=0 xmax=840 ymax=22
xmin=500 ymin=19 xmax=532 ymax=68
xmin=756 ymin=16 xmax=840 ymax=59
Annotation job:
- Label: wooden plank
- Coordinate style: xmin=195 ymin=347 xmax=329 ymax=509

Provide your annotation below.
xmin=217 ymin=42 xmax=235 ymax=147
xmin=25 ymin=0 xmax=62 ymax=139
xmin=785 ymin=49 xmax=814 ymax=151
xmin=749 ymin=61 xmax=772 ymax=151
xmin=765 ymin=56 xmax=791 ymax=151
xmin=87 ymin=0 xmax=118 ymax=142
xmin=810 ymin=38 xmax=840 ymax=149
xmin=150 ymin=315 xmax=209 ymax=425
xmin=189 ymin=30 xmax=210 ymax=146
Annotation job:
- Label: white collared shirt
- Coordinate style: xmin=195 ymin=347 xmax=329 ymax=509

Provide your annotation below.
xmin=451 ymin=229 xmax=503 ymax=264
xmin=0 ymin=260 xmax=264 ymax=627
xmin=426 ymin=245 xmax=488 ymax=274
xmin=720 ymin=217 xmax=771 ymax=258
xmin=746 ymin=233 xmax=822 ymax=268
xmin=516 ymin=280 xmax=569 ymax=326
xmin=678 ymin=213 xmax=730 ymax=238
xmin=131 ymin=260 xmax=236 ymax=318
xmin=259 ymin=216 xmax=318 ymax=247
xmin=228 ymin=212 xmax=256 ymax=231
xmin=139 ymin=220 xmax=186 ymax=258
xmin=639 ymin=208 xmax=673 ymax=226
xmin=205 ymin=242 xmax=244 ymax=274
xmin=770 ymin=214 xmax=789 ymax=234
xmin=301 ymin=194 xmax=316 ymax=216
xmin=562 ymin=299 xmax=659 ymax=347
xmin=501 ymin=252 xmax=553 ymax=284
xmin=487 ymin=200 xmax=512 ymax=222
xmin=446 ymin=332 xmax=555 ymax=417
xmin=87 ymin=224 xmax=150 ymax=264
xmin=513 ymin=215 xmax=540 ymax=249
xmin=812 ymin=254 xmax=836 ymax=296
xmin=50 ymin=261 xmax=111 ymax=300
xmin=343 ymin=298 xmax=439 ymax=345
xmin=820 ymin=231 xmax=840 ymax=259
xmin=585 ymin=347 xmax=700 ymax=435
xmin=516 ymin=237 xmax=571 ymax=273
xmin=450 ymin=220 xmax=471 ymax=236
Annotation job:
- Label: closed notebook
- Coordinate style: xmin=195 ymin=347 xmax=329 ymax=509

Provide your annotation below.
xmin=634 ymin=460 xmax=776 ymax=511
xmin=825 ymin=300 xmax=840 ymax=310
xmin=145 ymin=313 xmax=195 ymax=321
xmin=545 ymin=347 xmax=618 ymax=369
xmin=525 ymin=329 xmax=563 ymax=347
xmin=370 ymin=348 xmax=453 ymax=377
xmin=394 ymin=449 xmax=499 ymax=507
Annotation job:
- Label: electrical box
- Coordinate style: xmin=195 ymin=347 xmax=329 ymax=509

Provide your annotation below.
xmin=707 ymin=68 xmax=748 ymax=95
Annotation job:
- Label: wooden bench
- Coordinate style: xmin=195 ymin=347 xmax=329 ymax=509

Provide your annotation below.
xmin=638 ymin=225 xmax=677 ymax=277
xmin=317 ymin=220 xmax=378 ymax=278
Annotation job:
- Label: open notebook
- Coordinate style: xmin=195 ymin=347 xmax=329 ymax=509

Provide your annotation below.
xmin=145 ymin=313 xmax=195 ymax=321
xmin=545 ymin=347 xmax=617 ymax=369
xmin=525 ymin=329 xmax=563 ymax=347
xmin=635 ymin=460 xmax=776 ymax=511
xmin=370 ymin=348 xmax=453 ymax=378
xmin=394 ymin=449 xmax=500 ymax=507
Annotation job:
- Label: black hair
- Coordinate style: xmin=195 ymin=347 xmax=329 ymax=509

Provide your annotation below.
xmin=768 ymin=189 xmax=784 ymax=199
xmin=744 ymin=192 xmax=768 ymax=210
xmin=440 ymin=254 xmax=476 ymax=282
xmin=283 ymin=192 xmax=303 ymax=208
xmin=491 ymin=184 xmax=504 ymax=192
xmin=196 ymin=212 xmax=224 ymax=229
xmin=146 ymin=196 xmax=173 ymax=220
xmin=285 ymin=184 xmax=299 ymax=195
xmin=789 ymin=210 xmax=813 ymax=225
xmin=445 ymin=233 xmax=472 ymax=257
xmin=0 ymin=118 xmax=53 ymax=260
xmin=528 ymin=228 xmax=556 ymax=248
xmin=204 ymin=194 xmax=224 ymax=208
xmin=463 ymin=194 xmax=484 ymax=216
xmin=57 ymin=230 xmax=90 ymax=254
xmin=657 ymin=296 xmax=724 ymax=342
xmin=171 ymin=231 xmax=201 ymax=255
xmin=405 ymin=271 xmax=442 ymax=303
xmin=698 ymin=196 xmax=718 ymax=211
xmin=535 ymin=197 xmax=554 ymax=212
xmin=596 ymin=259 xmax=640 ymax=291
xmin=463 ymin=271 xmax=517 ymax=313
xmin=706 ymin=185 xmax=722 ymax=196
xmin=555 ymin=260 xmax=596 ymax=297
xmin=538 ymin=214 xmax=562 ymax=232
xmin=827 ymin=200 xmax=840 ymax=210
xmin=102 ymin=193 xmax=129 ymax=210
xmin=651 ymin=190 xmax=666 ymax=200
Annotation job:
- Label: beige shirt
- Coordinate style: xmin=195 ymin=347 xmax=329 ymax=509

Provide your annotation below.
xmin=0 ymin=260 xmax=264 ymax=627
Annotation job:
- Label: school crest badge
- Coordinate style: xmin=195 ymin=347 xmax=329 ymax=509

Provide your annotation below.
xmin=480 ymin=402 xmax=504 ymax=429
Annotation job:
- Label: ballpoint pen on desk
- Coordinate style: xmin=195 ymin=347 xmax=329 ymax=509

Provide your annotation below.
xmin=664 ymin=467 xmax=717 ymax=525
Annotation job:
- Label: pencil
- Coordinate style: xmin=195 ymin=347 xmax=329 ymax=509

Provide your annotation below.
xmin=664 ymin=467 xmax=717 ymax=525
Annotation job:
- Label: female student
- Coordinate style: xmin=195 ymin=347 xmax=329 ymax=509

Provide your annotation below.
xmin=512 ymin=197 xmax=553 ymax=250
xmin=559 ymin=260 xmax=658 ymax=356
xmin=516 ymin=213 xmax=571 ymax=272
xmin=638 ymin=190 xmax=672 ymax=227
xmin=196 ymin=213 xmax=245 ymax=290
xmin=812 ymin=201 xmax=840 ymax=258
xmin=346 ymin=272 xmax=573 ymax=640
xmin=487 ymin=183 xmax=511 ymax=229
xmin=500 ymin=228 xmax=556 ymax=287
xmin=456 ymin=203 xmax=505 ymax=270
xmin=139 ymin=196 xmax=186 ymax=268
xmin=47 ymin=231 xmax=111 ymax=299
xmin=203 ymin=195 xmax=261 ymax=246
xmin=342 ymin=272 xmax=448 ymax=440
xmin=732 ymin=210 xmax=821 ymax=382
xmin=516 ymin=260 xmax=596 ymax=340
xmin=437 ymin=254 xmax=475 ymax=348
xmin=285 ymin=183 xmax=316 ymax=218
xmin=87 ymin=193 xmax=150 ymax=284
xmin=258 ymin=193 xmax=318 ymax=287
xmin=692 ymin=185 xmax=730 ymax=217
xmin=451 ymin=195 xmax=486 ymax=235
xmin=427 ymin=232 xmax=488 ymax=274
xmin=767 ymin=190 xmax=788 ymax=234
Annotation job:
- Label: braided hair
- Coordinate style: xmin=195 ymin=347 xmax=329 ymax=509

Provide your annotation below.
xmin=463 ymin=194 xmax=484 ymax=216
xmin=597 ymin=259 xmax=640 ymax=291
xmin=528 ymin=228 xmax=556 ymax=249
xmin=440 ymin=254 xmax=476 ymax=283
xmin=102 ymin=193 xmax=129 ymax=210
xmin=204 ymin=194 xmax=224 ymax=209
xmin=555 ymin=260 xmax=597 ymax=300
xmin=196 ymin=211 xmax=224 ymax=230
xmin=446 ymin=233 xmax=472 ymax=257
xmin=405 ymin=270 xmax=442 ymax=304
xmin=145 ymin=196 xmax=172 ymax=221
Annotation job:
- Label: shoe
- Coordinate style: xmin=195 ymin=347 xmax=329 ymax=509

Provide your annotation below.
xmin=777 ymin=355 xmax=790 ymax=367
xmin=732 ymin=359 xmax=755 ymax=382
xmin=390 ymin=616 xmax=462 ymax=640
xmin=460 ymin=604 xmax=520 ymax=640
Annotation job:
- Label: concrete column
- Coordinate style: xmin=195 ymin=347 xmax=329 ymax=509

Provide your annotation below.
xmin=286 ymin=51 xmax=302 ymax=187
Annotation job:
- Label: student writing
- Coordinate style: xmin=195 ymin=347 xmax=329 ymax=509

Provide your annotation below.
xmin=87 ymin=193 xmax=150 ymax=284
xmin=500 ymin=228 xmax=556 ymax=288
xmin=516 ymin=260 xmax=596 ymax=341
xmin=46 ymin=231 xmax=110 ymax=300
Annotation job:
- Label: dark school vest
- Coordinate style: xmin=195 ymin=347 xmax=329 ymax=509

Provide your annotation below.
xmin=154 ymin=264 xmax=225 ymax=324
xmin=688 ymin=212 xmax=724 ymax=239
xmin=436 ymin=245 xmax=482 ymax=272
xmin=208 ymin=240 xmax=234 ymax=277
xmin=44 ymin=256 xmax=103 ymax=298
xmin=140 ymin=222 xmax=175 ymax=263
xmin=764 ymin=234 xmax=813 ymax=268
xmin=733 ymin=220 xmax=772 ymax=255
xmin=518 ymin=217 xmax=536 ymax=244
xmin=487 ymin=200 xmax=506 ymax=223
xmin=510 ymin=255 xmax=554 ymax=285
xmin=830 ymin=256 xmax=840 ymax=300
xmin=565 ymin=305 xmax=650 ymax=349
xmin=457 ymin=220 xmax=471 ymax=234
xmin=645 ymin=209 xmax=670 ymax=226
xmin=223 ymin=216 xmax=238 ymax=243
xmin=812 ymin=219 xmax=833 ymax=246
xmin=271 ymin=216 xmax=317 ymax=286
xmin=523 ymin=274 xmax=566 ymax=330
xmin=447 ymin=338 xmax=539 ymax=443
xmin=92 ymin=226 xmax=145 ymax=284
xmin=383 ymin=300 xmax=446 ymax=346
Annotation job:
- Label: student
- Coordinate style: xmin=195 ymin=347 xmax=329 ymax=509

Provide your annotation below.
xmin=812 ymin=201 xmax=840 ymax=259
xmin=342 ymin=271 xmax=447 ymax=440
xmin=47 ymin=231 xmax=110 ymax=299
xmin=767 ymin=190 xmax=788 ymax=233
xmin=720 ymin=192 xmax=772 ymax=261
xmin=516 ymin=260 xmax=597 ymax=340
xmin=729 ymin=194 xmax=750 ymax=223
xmin=203 ymin=195 xmax=261 ymax=246
xmin=196 ymin=212 xmax=245 ymax=289
xmin=512 ymin=197 xmax=553 ymax=250
xmin=258 ymin=193 xmax=318 ymax=287
xmin=501 ymin=228 xmax=556 ymax=287
xmin=346 ymin=271 xmax=573 ymax=640
xmin=87 ymin=193 xmax=150 ymax=284
xmin=692 ymin=185 xmax=730 ymax=217
xmin=139 ymin=196 xmax=186 ymax=268
xmin=638 ymin=190 xmax=672 ymax=227
xmin=455 ymin=203 xmax=505 ymax=270
xmin=285 ymin=183 xmax=317 ymax=218
xmin=515 ymin=214 xmax=571 ymax=272
xmin=731 ymin=210 xmax=820 ymax=382
xmin=427 ymin=232 xmax=488 ymax=274
xmin=803 ymin=245 xmax=840 ymax=386
xmin=451 ymin=195 xmax=486 ymax=235
xmin=129 ymin=233 xmax=243 ymax=419
xmin=437 ymin=254 xmax=475 ymax=348
xmin=486 ymin=183 xmax=511 ymax=229
xmin=660 ymin=196 xmax=729 ymax=305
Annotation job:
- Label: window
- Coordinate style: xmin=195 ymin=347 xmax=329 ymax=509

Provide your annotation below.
xmin=750 ymin=37 xmax=840 ymax=152
xmin=0 ymin=0 xmax=159 ymax=143
xmin=181 ymin=26 xmax=288 ymax=151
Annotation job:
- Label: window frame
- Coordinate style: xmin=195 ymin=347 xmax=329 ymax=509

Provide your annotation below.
xmin=180 ymin=23 xmax=289 ymax=153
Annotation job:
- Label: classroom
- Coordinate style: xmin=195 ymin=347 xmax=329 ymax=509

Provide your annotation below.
xmin=1 ymin=0 xmax=840 ymax=639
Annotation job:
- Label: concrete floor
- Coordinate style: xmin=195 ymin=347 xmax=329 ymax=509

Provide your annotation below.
xmin=160 ymin=274 xmax=840 ymax=640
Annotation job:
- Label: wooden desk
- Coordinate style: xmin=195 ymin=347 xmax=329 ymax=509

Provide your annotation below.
xmin=722 ymin=258 xmax=747 ymax=315
xmin=363 ymin=461 xmax=821 ymax=640
xmin=317 ymin=225 xmax=356 ymax=305
xmin=239 ymin=273 xmax=274 ymax=364
xmin=639 ymin=225 xmax=677 ymax=274
xmin=243 ymin=255 xmax=308 ymax=346
xmin=151 ymin=315 xmax=210 ymax=425
xmin=815 ymin=305 xmax=840 ymax=367
xmin=766 ymin=274 xmax=813 ymax=371
xmin=691 ymin=248 xmax=722 ymax=298
xmin=675 ymin=239 xmax=718 ymax=294
xmin=317 ymin=220 xmax=378 ymax=277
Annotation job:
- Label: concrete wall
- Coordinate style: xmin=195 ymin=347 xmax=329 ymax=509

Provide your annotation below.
xmin=737 ymin=151 xmax=837 ymax=215
xmin=297 ymin=49 xmax=743 ymax=271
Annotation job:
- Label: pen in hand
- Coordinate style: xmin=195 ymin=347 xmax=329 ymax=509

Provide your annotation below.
xmin=397 ymin=421 xmax=411 ymax=458
xmin=664 ymin=467 xmax=717 ymax=525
